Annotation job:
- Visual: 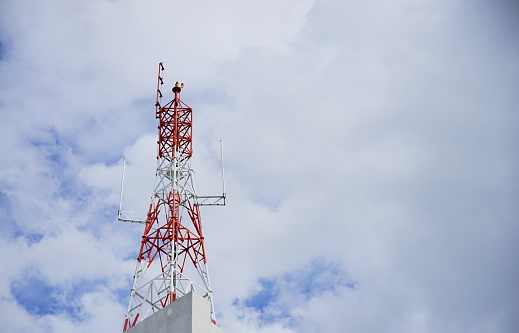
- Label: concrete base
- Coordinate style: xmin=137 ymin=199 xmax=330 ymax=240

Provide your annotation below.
xmin=125 ymin=292 xmax=225 ymax=333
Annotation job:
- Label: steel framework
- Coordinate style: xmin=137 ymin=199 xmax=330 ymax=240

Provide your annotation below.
xmin=121 ymin=63 xmax=225 ymax=331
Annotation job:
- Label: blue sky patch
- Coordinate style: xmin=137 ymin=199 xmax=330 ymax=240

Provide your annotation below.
xmin=11 ymin=272 xmax=82 ymax=320
xmin=15 ymin=231 xmax=44 ymax=245
xmin=234 ymin=259 xmax=356 ymax=327
xmin=29 ymin=128 xmax=65 ymax=166
xmin=28 ymin=128 xmax=94 ymax=204
xmin=0 ymin=189 xmax=18 ymax=237
xmin=0 ymin=189 xmax=11 ymax=216
xmin=10 ymin=269 xmax=120 ymax=321
xmin=243 ymin=278 xmax=277 ymax=310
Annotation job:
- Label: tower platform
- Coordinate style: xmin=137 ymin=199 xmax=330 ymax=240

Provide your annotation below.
xmin=125 ymin=292 xmax=225 ymax=333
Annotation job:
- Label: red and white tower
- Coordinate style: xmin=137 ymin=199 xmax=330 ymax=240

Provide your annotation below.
xmin=119 ymin=63 xmax=225 ymax=331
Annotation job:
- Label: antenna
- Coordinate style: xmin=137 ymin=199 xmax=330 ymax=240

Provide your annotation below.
xmin=117 ymin=158 xmax=147 ymax=223
xmin=118 ymin=158 xmax=126 ymax=216
xmin=195 ymin=141 xmax=226 ymax=206
xmin=220 ymin=140 xmax=226 ymax=197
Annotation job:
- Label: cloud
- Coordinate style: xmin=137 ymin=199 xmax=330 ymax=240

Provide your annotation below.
xmin=0 ymin=0 xmax=518 ymax=332
xmin=231 ymin=260 xmax=355 ymax=328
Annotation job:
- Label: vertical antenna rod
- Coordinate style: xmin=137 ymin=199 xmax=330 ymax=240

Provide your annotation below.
xmin=118 ymin=158 xmax=126 ymax=217
xmin=220 ymin=140 xmax=226 ymax=197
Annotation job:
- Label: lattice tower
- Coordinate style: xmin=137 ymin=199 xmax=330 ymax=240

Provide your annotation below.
xmin=120 ymin=63 xmax=225 ymax=331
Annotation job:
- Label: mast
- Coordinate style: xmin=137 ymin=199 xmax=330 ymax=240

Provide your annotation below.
xmin=121 ymin=63 xmax=224 ymax=331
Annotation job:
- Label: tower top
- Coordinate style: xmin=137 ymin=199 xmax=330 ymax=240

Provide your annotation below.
xmin=173 ymin=81 xmax=184 ymax=93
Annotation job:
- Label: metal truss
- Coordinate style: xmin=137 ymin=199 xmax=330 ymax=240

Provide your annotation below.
xmin=122 ymin=63 xmax=223 ymax=331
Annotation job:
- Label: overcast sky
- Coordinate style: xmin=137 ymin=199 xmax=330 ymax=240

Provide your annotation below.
xmin=0 ymin=0 xmax=518 ymax=332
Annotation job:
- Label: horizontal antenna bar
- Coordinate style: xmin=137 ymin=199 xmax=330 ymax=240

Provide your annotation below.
xmin=196 ymin=195 xmax=226 ymax=206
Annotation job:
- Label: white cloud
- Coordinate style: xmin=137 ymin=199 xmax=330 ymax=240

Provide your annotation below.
xmin=0 ymin=0 xmax=518 ymax=332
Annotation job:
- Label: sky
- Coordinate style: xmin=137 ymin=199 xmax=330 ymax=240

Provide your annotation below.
xmin=0 ymin=0 xmax=518 ymax=332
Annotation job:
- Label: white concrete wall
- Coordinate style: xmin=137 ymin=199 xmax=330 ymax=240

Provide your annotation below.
xmin=125 ymin=292 xmax=225 ymax=333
